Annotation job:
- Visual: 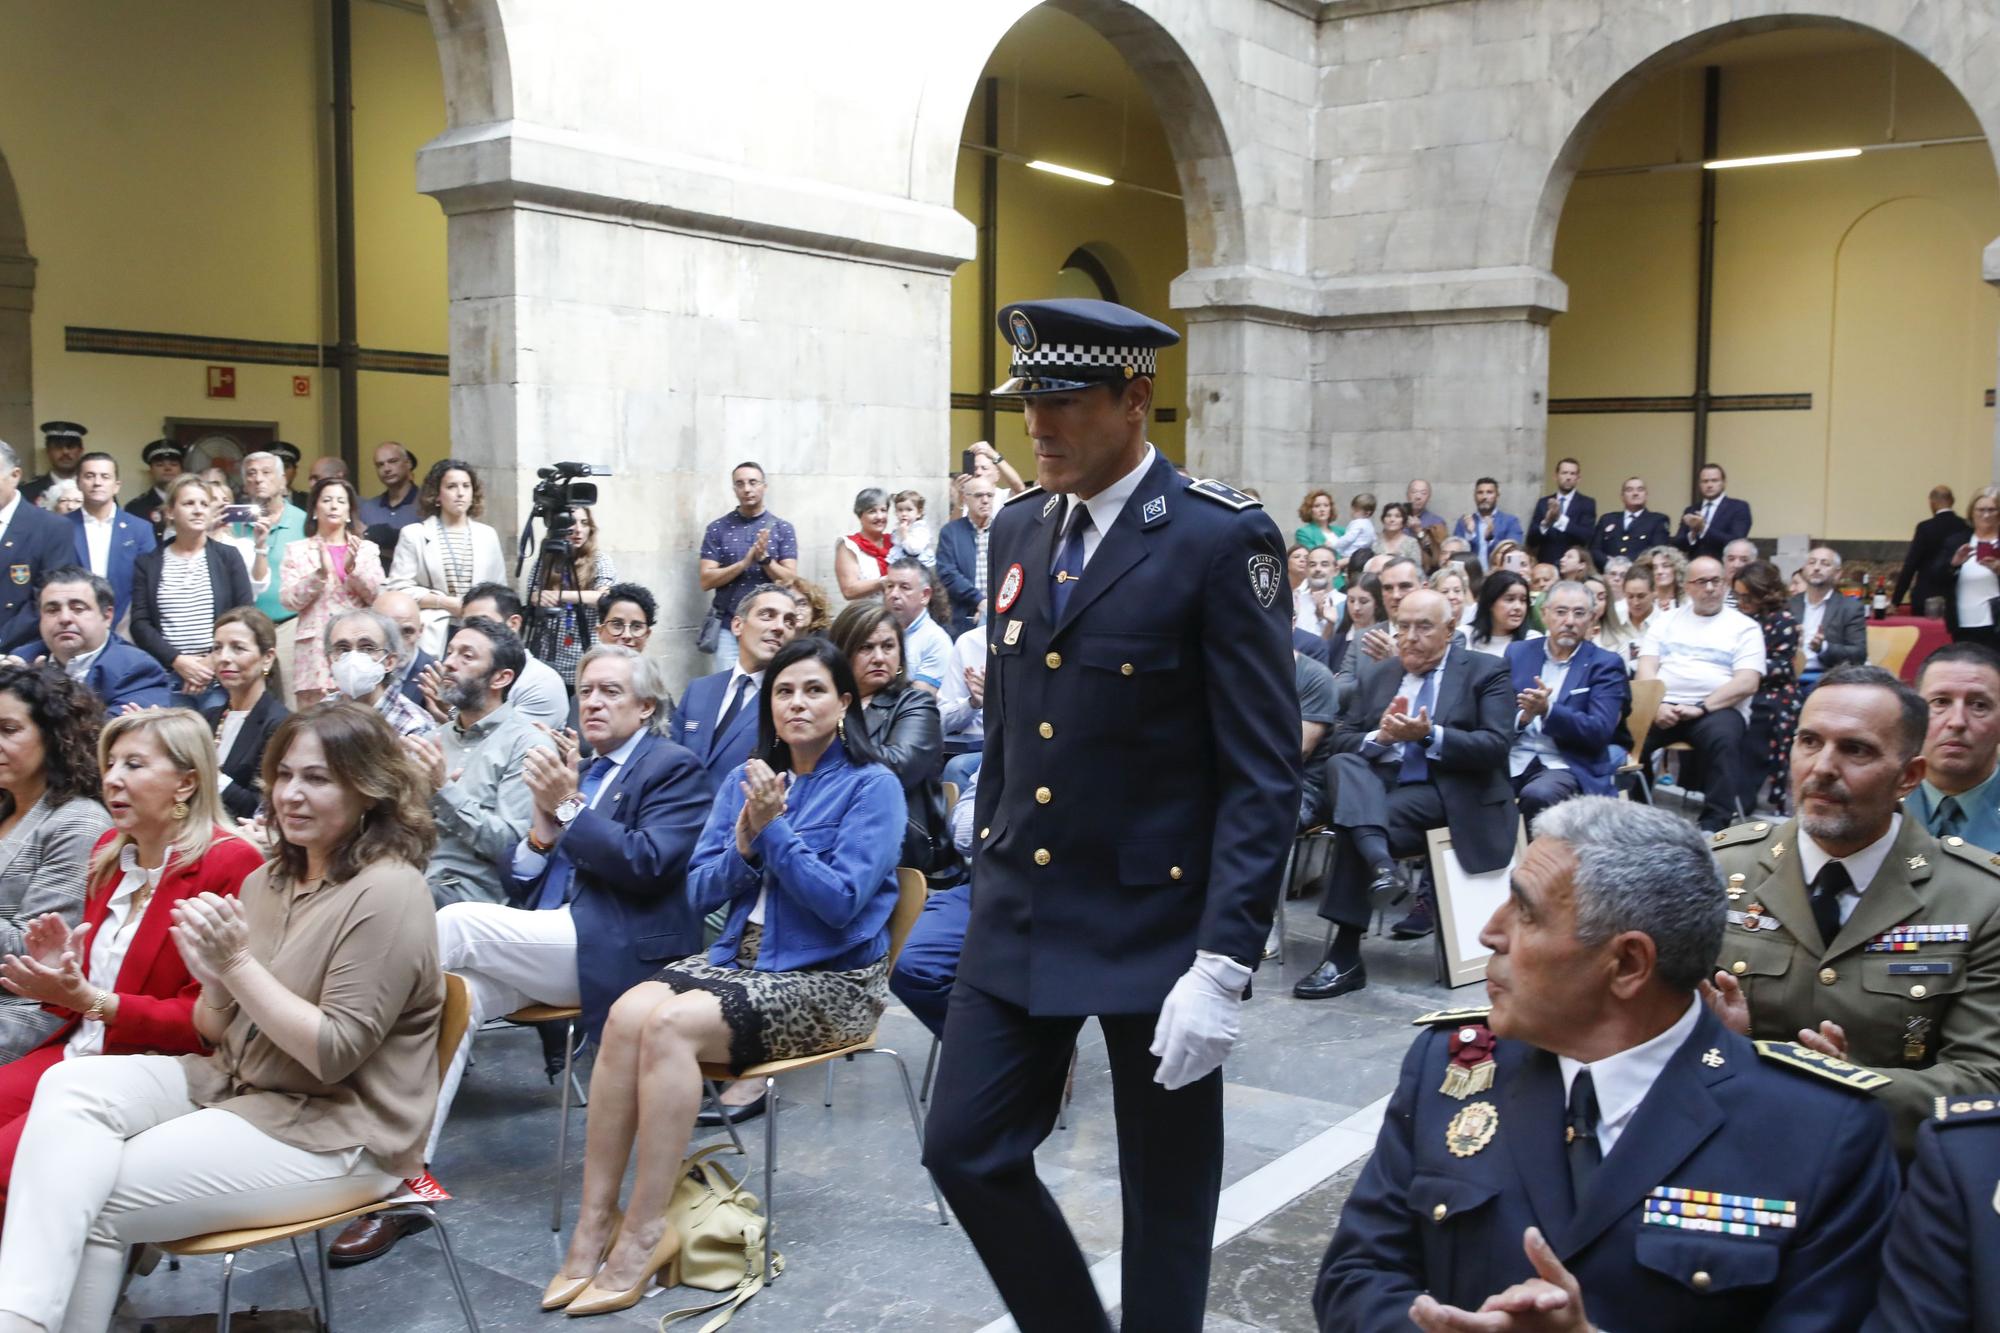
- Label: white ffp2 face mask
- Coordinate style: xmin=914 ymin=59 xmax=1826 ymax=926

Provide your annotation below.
xmin=330 ymin=651 xmax=388 ymax=699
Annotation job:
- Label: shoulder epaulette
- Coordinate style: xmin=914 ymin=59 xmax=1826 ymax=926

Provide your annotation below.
xmin=1186 ymin=478 xmax=1260 ymax=511
xmin=1002 ymin=484 xmax=1046 ymax=508
xmin=1935 ymin=835 xmax=2000 ymax=877
xmin=1754 ymin=1040 xmax=1892 ymax=1092
xmin=1934 ymin=1094 xmax=2000 ymax=1124
xmin=1412 ymin=1005 xmax=1492 ymax=1027
xmin=1710 ymin=820 xmax=1779 ymax=851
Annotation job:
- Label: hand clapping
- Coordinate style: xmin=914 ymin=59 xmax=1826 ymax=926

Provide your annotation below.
xmin=1377 ymin=694 xmax=1432 ymax=744
xmin=168 ymin=893 xmax=252 ymax=990
xmin=0 ymin=915 xmax=94 ymax=1010
xmin=734 ymin=759 xmax=789 ymax=854
xmin=1516 ymin=676 xmax=1551 ymax=720
xmin=522 ymin=743 xmax=581 ymax=816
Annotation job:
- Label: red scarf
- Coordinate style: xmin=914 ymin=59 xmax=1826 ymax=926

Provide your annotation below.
xmin=849 ymin=530 xmax=892 ymax=575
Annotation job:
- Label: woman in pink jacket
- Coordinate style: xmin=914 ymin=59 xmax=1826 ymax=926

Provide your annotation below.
xmin=279 ymin=477 xmax=384 ymax=705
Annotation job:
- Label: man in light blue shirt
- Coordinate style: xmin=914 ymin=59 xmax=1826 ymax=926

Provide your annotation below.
xmin=238 ymin=450 xmax=306 ymax=628
xmin=884 ymin=557 xmax=953 ymax=693
xmin=1910 ymin=642 xmax=2000 ymax=853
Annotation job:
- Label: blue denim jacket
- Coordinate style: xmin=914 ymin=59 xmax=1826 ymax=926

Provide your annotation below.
xmin=687 ymin=739 xmax=903 ymax=972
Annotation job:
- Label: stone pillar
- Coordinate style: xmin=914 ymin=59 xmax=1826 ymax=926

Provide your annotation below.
xmin=0 ymin=251 xmax=30 ymax=452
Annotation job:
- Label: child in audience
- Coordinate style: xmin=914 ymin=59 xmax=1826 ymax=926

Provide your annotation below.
xmin=890 ymin=489 xmax=935 ymax=568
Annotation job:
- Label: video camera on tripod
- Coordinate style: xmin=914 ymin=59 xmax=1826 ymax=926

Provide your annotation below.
xmin=519 ymin=461 xmax=611 ymax=663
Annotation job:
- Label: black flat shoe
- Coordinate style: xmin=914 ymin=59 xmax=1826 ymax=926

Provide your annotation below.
xmin=1390 ymin=902 xmax=1434 ymax=940
xmin=696 ymin=1090 xmax=769 ymax=1127
xmin=1293 ymin=959 xmax=1367 ymax=1000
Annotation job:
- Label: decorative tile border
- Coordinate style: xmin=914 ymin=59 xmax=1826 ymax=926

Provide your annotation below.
xmin=65 ymin=325 xmax=448 ymax=377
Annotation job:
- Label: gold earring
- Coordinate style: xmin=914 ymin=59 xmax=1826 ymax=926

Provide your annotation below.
xmin=837 ymin=716 xmax=847 ymax=743
xmin=172 ymin=800 xmax=190 ymax=821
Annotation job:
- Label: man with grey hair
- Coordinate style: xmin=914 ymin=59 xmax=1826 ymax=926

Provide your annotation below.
xmin=236 ymin=450 xmax=306 ymax=656
xmin=329 ymin=642 xmax=709 ymax=1266
xmin=1505 ymin=581 xmax=1629 ymax=828
xmin=1790 ymin=544 xmax=1864 ymax=684
xmin=1317 ymin=795 xmax=1899 ymax=1333
xmin=324 ymin=607 xmax=434 ymax=739
xmin=0 ymin=439 xmax=85 ymax=652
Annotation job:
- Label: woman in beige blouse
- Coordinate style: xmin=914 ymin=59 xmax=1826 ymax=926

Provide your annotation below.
xmin=0 ymin=702 xmax=440 ymax=1333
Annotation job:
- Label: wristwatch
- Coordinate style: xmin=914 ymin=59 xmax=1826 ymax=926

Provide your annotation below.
xmin=555 ymin=793 xmax=588 ymax=826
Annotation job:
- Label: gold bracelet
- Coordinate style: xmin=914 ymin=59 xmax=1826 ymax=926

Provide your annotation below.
xmin=82 ymin=989 xmax=110 ymax=1022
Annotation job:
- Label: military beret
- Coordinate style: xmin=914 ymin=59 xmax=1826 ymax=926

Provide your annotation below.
xmin=140 ymin=439 xmax=185 ymax=464
xmin=37 ymin=421 xmax=86 ymax=442
xmin=991 ymin=298 xmax=1179 ymax=398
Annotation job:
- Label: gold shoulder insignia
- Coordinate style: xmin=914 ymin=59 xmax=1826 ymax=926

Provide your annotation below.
xmin=1186 ymin=478 xmax=1261 ymax=511
xmin=1936 ymin=835 xmax=2000 ymax=877
xmin=1412 ymin=1006 xmax=1493 ymax=1027
xmin=1933 ymin=1094 xmax=2000 ymax=1124
xmin=1710 ymin=821 xmax=1777 ymax=851
xmin=1754 ymin=1040 xmax=1892 ymax=1092
xmin=1002 ymin=483 xmax=1046 ymax=508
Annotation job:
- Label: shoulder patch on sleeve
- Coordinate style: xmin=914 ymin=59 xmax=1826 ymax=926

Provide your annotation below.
xmin=1934 ymin=1094 xmax=2000 ymax=1124
xmin=1936 ymin=835 xmax=2000 ymax=877
xmin=1710 ymin=820 xmax=1777 ymax=851
xmin=1412 ymin=1005 xmax=1493 ymax=1027
xmin=1002 ymin=484 xmax=1045 ymax=509
xmin=1187 ymin=478 xmax=1261 ymax=511
xmin=1754 ymin=1040 xmax=1892 ymax=1092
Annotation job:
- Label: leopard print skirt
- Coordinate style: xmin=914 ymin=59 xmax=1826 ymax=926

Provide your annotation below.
xmin=653 ymin=923 xmax=890 ymax=1074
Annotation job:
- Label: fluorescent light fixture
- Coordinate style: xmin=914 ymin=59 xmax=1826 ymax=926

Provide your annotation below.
xmin=1703 ymin=147 xmax=1862 ymax=170
xmin=1026 ymin=159 xmax=1113 ymax=186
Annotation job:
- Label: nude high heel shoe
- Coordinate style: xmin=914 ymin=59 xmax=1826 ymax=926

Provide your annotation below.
xmin=542 ymin=1208 xmax=622 ymax=1310
xmin=565 ymin=1220 xmax=682 ymax=1317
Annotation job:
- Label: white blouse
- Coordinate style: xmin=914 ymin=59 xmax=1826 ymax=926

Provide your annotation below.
xmin=65 ymin=845 xmax=169 ymax=1059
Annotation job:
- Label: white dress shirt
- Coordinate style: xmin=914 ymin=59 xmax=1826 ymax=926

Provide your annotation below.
xmin=1508 ymin=643 xmax=1580 ymax=777
xmin=938 ymin=624 xmax=987 ymax=741
xmin=509 ymin=726 xmax=649 ymax=881
xmin=1800 ymin=592 xmax=1830 ymax=670
xmin=1557 ymin=996 xmax=1701 ymax=1157
xmin=1055 ymin=444 xmax=1157 ymax=569
xmin=81 ymin=508 xmax=116 ymax=576
xmin=65 ymin=845 xmax=170 ymax=1059
xmin=0 ymin=493 xmax=21 ymax=546
xmin=1797 ymin=814 xmax=1902 ymax=926
xmin=715 ymin=666 xmax=763 ymax=731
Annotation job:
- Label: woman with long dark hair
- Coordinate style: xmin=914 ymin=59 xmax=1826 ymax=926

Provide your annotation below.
xmin=829 ymin=600 xmax=950 ymax=877
xmin=1465 ymin=570 xmax=1541 ymax=657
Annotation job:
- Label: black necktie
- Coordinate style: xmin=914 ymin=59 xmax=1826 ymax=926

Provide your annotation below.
xmin=1566 ymin=1069 xmax=1602 ymax=1212
xmin=1050 ymin=504 xmax=1093 ymax=621
xmin=1811 ymin=861 xmax=1852 ymax=948
xmin=716 ymin=673 xmax=754 ymax=736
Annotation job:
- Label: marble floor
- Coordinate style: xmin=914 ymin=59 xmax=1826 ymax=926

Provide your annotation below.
xmin=113 ymin=908 xmax=1470 ymax=1333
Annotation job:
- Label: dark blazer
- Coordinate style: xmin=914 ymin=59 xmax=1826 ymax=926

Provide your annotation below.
xmin=862 ymin=681 xmax=950 ymax=875
xmin=26 ymin=634 xmax=176 ymax=714
xmin=0 ymin=500 xmax=82 ymax=652
xmin=1896 ymin=508 xmax=1974 ymax=612
xmin=1504 ymin=637 xmax=1629 ymax=795
xmin=1589 ymin=507 xmax=1673 ymax=568
xmin=1525 ymin=490 xmax=1597 ymax=560
xmin=1863 ymin=1105 xmax=2000 ymax=1332
xmin=1318 ymin=1007 xmax=1898 ymax=1333
xmin=396 ymin=648 xmax=437 ymax=709
xmin=670 ymin=669 xmax=762 ymax=794
xmin=1335 ymin=643 xmax=1516 ymax=872
xmin=507 ymin=730 xmax=709 ymax=1039
xmin=129 ymin=541 xmax=255 ymax=670
xmin=202 ymin=691 xmax=292 ymax=819
xmin=68 ymin=507 xmax=156 ymax=626
xmin=1788 ymin=591 xmax=1866 ymax=669
xmin=1292 ymin=626 xmax=1331 ymax=669
xmin=934 ymin=515 xmax=988 ymax=637
xmin=124 ymin=487 xmax=173 ymax=539
xmin=1675 ymin=496 xmax=1753 ymax=560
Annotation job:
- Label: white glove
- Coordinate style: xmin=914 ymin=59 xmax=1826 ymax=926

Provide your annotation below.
xmin=1149 ymin=951 xmax=1252 ymax=1091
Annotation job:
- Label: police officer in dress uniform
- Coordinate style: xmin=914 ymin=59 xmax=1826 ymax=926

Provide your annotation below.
xmin=125 ymin=439 xmax=185 ymax=538
xmin=22 ymin=421 xmax=87 ymax=507
xmin=921 ymin=298 xmax=1298 ymax=1333
xmin=1317 ymin=798 xmax=1898 ymax=1333
xmin=1864 ymin=1096 xmax=2000 ymax=1332
xmin=1704 ymin=664 xmax=2000 ymax=1155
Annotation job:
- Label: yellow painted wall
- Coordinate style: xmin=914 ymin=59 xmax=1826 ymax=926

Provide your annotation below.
xmin=1551 ymin=44 xmax=2000 ymax=541
xmin=0 ymin=0 xmax=446 ymax=480
xmin=949 ymin=7 xmax=1189 ymax=480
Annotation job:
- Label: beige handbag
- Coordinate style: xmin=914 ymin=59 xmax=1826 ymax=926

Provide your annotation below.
xmin=656 ymin=1144 xmax=783 ymax=1332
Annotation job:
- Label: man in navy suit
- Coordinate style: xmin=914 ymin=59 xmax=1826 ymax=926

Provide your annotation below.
xmin=331 ymin=644 xmax=710 ymax=1265
xmin=669 ymin=585 xmax=798 ymax=792
xmin=1449 ymin=477 xmax=1526 ymax=569
xmin=67 ymin=451 xmax=155 ymax=627
xmin=20 ymin=568 xmax=175 ymax=712
xmin=0 ymin=439 xmax=90 ymax=653
xmin=935 ymin=474 xmax=997 ymax=636
xmin=1589 ymin=474 xmax=1673 ymax=569
xmin=1317 ymin=797 xmax=1898 ymax=1333
xmin=1525 ymin=457 xmax=1598 ymax=564
xmin=1504 ymin=581 xmax=1630 ymax=828
xmin=1675 ymin=462 xmax=1753 ymax=561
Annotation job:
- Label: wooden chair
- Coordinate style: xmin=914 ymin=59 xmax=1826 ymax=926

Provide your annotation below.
xmin=942 ymin=781 xmax=960 ymax=813
xmin=698 ymin=867 xmax=945 ymax=1283
xmin=1867 ymin=625 xmax=1920 ymax=678
xmin=505 ymin=1002 xmax=586 ymax=1231
xmin=159 ymin=974 xmax=480 ymax=1333
xmin=1618 ymin=678 xmax=1667 ymax=803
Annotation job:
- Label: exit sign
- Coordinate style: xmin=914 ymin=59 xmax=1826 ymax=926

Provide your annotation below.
xmin=206 ymin=366 xmax=236 ymax=399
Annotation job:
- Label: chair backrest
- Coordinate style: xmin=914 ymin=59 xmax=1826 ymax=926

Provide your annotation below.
xmin=886 ymin=867 xmax=928 ymax=969
xmin=438 ymin=973 xmax=470 ymax=1086
xmin=1867 ymin=625 xmax=1920 ymax=678
xmin=942 ymin=781 xmax=960 ymax=812
xmin=1624 ymin=677 xmax=1668 ymax=757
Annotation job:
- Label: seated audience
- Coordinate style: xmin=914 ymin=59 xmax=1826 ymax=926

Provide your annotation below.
xmin=831 ymin=602 xmax=952 ymax=880
xmin=385 ymin=457 xmax=506 ymax=657
xmin=66 ymin=452 xmax=155 ymax=627
xmin=1642 ymin=544 xmax=1686 ymax=613
xmin=937 ymin=614 xmax=986 ymax=791
xmin=1295 ymin=489 xmax=1340 ymax=551
xmin=1702 ymin=666 xmax=2000 ymax=1155
xmin=1908 ymin=643 xmax=2000 ymax=851
xmin=542 ymin=638 xmax=902 ymax=1316
xmin=1735 ymin=559 xmax=1803 ymax=812
xmin=835 ymin=487 xmax=894 ymax=602
xmin=452 ymin=583 xmax=567 ymax=725
xmin=888 ymin=766 xmax=981 ymax=1039
xmin=0 ymin=666 xmax=110 ymax=1063
xmin=1530 ymin=562 xmax=1558 ymax=594
xmin=1864 ymin=1097 xmax=2000 ymax=1331
xmin=406 ymin=617 xmax=556 ymax=907
xmin=669 ymin=586 xmax=799 ymax=794
xmin=1792 ymin=544 xmax=1865 ymax=683
xmin=130 ymin=477 xmax=255 ymax=703
xmin=0 ymin=703 xmax=441 ymax=1333
xmin=1372 ymin=502 xmax=1425 ymax=568
xmin=324 ymin=608 xmax=434 ymax=740
xmin=1556 ymin=543 xmax=1597 ymax=582
xmin=0 ymin=710 xmax=261 ymax=1212
xmin=1427 ymin=565 xmax=1470 ymax=631
xmin=1316 ymin=797 xmax=1897 ymax=1333
xmin=1327 ymin=575 xmax=1385 ymax=698
xmin=1636 ymin=556 xmax=1764 ymax=831
xmin=882 ymin=558 xmax=953 ymax=693
xmin=1939 ymin=486 xmax=2000 ymax=650
xmin=1331 ymin=492 xmax=1377 ymax=560
xmin=889 ymin=489 xmax=934 ymax=568
xmin=595 ymin=582 xmax=657 ymax=655
xmin=203 ymin=607 xmax=290 ymax=820
xmin=1505 ymin=581 xmax=1629 ymax=828
xmin=1891 ymin=483 xmax=1969 ymax=616
xmin=1295 ymin=590 xmax=1513 ymax=999
xmin=279 ymin=475 xmax=385 ymax=707
xmin=935 ymin=474 xmax=996 ymax=636
xmin=23 ymin=569 xmax=174 ymax=712
xmin=1598 ymin=565 xmax=1657 ymax=668
xmin=1297 ymin=546 xmax=1344 ymax=636
xmin=1487 ymin=539 xmax=1531 ymax=581
xmin=372 ymin=588 xmax=435 ymax=709
xmin=528 ymin=505 xmax=617 ymax=686
xmin=1463 ymin=569 xmax=1538 ymax=658
xmin=1722 ymin=536 xmax=1759 ymax=594
xmin=330 ymin=646 xmax=709 ymax=1266
xmin=1296 ymin=647 xmax=1340 ymax=830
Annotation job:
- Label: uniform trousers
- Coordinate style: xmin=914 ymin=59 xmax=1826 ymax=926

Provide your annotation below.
xmin=430 ymin=901 xmax=581 ymax=1163
xmin=1318 ymin=753 xmax=1447 ymax=928
xmin=0 ymin=1055 xmax=397 ymax=1333
xmin=1641 ymin=706 xmax=1746 ymax=831
xmin=923 ymin=981 xmax=1223 ymax=1333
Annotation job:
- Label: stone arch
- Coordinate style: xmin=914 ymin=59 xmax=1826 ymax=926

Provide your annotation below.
xmin=423 ymin=0 xmax=514 ymax=130
xmin=0 ymin=145 xmax=30 ymax=450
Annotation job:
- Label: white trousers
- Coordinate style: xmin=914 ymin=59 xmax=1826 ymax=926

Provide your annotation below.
xmin=0 ymin=1055 xmax=398 ymax=1333
xmin=429 ymin=901 xmax=580 ymax=1163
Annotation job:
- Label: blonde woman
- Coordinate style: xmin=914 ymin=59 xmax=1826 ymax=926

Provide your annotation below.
xmin=1642 ymin=545 xmax=1689 ymax=614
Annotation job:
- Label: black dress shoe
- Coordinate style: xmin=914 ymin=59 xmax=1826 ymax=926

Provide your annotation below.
xmin=1390 ymin=900 xmax=1434 ymax=940
xmin=1366 ymin=866 xmax=1405 ymax=900
xmin=696 ymin=1090 xmax=769 ymax=1127
xmin=1292 ymin=959 xmax=1367 ymax=1000
xmin=327 ymin=1212 xmax=432 ymax=1267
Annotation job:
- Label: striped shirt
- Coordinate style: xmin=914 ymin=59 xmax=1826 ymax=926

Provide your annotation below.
xmin=157 ymin=548 xmax=217 ymax=658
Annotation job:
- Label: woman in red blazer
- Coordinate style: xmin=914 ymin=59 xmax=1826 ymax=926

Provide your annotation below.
xmin=0 ymin=709 xmax=262 ymax=1210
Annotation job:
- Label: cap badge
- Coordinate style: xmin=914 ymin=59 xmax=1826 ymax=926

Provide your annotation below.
xmin=1007 ymin=310 xmax=1037 ymax=351
xmin=995 ymin=562 xmax=1024 ymax=615
xmin=1248 ymin=554 xmax=1282 ymax=610
xmin=1042 ymin=494 xmax=1061 ymax=519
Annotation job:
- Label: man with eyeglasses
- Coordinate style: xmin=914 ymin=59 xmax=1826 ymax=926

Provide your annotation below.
xmin=1637 ymin=555 xmax=1765 ymax=831
xmin=372 ymin=588 xmax=435 ymax=710
xmin=324 ymin=607 xmax=436 ymax=739
xmin=1505 ymin=581 xmax=1630 ymax=828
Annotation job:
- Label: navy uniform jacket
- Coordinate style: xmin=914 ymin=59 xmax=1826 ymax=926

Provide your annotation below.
xmin=0 ymin=501 xmax=81 ymax=652
xmin=1865 ymin=1099 xmax=2000 ymax=1332
xmin=960 ymin=455 xmax=1299 ymax=1015
xmin=506 ymin=730 xmax=709 ymax=1039
xmin=1317 ymin=1005 xmax=1898 ymax=1333
xmin=1590 ymin=507 xmax=1673 ymax=567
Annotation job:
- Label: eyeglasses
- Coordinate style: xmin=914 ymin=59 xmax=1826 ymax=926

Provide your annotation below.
xmin=329 ymin=642 xmax=388 ymax=660
xmin=601 ymin=618 xmax=649 ymax=637
xmin=1687 ymin=576 xmax=1725 ymax=589
xmin=1394 ymin=621 xmax=1445 ymax=636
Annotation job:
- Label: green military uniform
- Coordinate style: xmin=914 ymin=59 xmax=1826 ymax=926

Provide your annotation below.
xmin=1711 ymin=816 xmax=2000 ymax=1152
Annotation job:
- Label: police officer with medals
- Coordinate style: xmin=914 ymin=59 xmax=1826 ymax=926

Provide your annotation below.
xmin=1864 ymin=1096 xmax=2000 ymax=1331
xmin=1702 ymin=665 xmax=2000 ymax=1155
xmin=921 ymin=298 xmax=1298 ymax=1333
xmin=1317 ymin=797 xmax=1899 ymax=1333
